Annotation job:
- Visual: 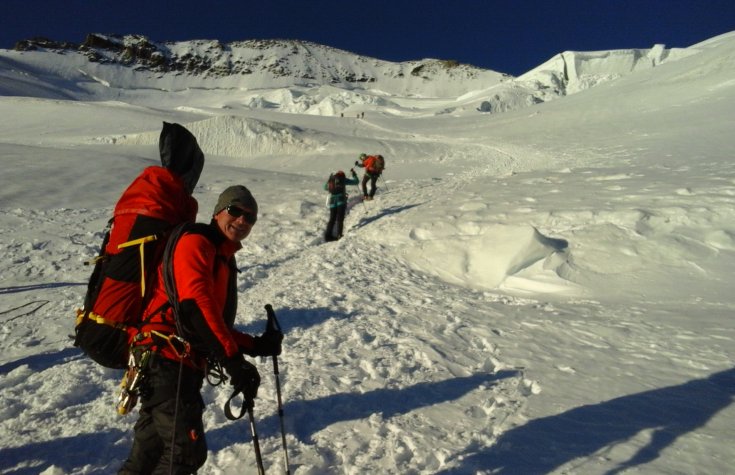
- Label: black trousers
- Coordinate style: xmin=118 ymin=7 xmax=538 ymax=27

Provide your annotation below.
xmin=119 ymin=359 xmax=206 ymax=475
xmin=361 ymin=174 xmax=379 ymax=197
xmin=325 ymin=204 xmax=347 ymax=241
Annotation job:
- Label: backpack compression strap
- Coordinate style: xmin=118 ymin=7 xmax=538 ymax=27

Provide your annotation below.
xmin=75 ymin=308 xmax=129 ymax=330
xmin=117 ymin=234 xmax=159 ymax=297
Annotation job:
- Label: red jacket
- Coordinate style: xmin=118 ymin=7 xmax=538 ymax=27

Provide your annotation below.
xmin=137 ymin=223 xmax=255 ymax=367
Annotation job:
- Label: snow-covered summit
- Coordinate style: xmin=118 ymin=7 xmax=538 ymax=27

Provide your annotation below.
xmin=8 ymin=33 xmax=506 ymax=99
xmin=1 ymin=32 xmax=691 ymax=116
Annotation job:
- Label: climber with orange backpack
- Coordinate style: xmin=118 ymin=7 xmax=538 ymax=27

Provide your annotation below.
xmin=73 ymin=123 xmax=283 ymax=473
xmin=74 ymin=122 xmax=204 ymax=370
xmin=118 ymin=185 xmax=282 ymax=474
xmin=354 ymin=153 xmax=385 ymax=200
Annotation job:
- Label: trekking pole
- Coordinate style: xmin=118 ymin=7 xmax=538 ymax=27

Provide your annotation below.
xmin=351 ymin=169 xmax=367 ymax=212
xmin=264 ymin=304 xmax=291 ymax=475
xmin=246 ymin=399 xmax=266 ymax=475
xmin=359 ymin=186 xmax=368 ymax=212
xmin=224 ymin=390 xmax=265 ymax=474
xmin=378 ymin=174 xmax=389 ymax=193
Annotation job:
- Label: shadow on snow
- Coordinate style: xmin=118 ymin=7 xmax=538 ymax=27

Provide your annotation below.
xmin=437 ymin=367 xmax=735 ymax=474
xmin=352 ymin=203 xmax=422 ymax=230
xmin=235 ymin=306 xmax=358 ymax=335
xmin=0 ymin=429 xmax=127 ymax=475
xmin=207 ymin=370 xmax=520 ymax=451
xmin=0 ymin=282 xmax=86 ymax=295
xmin=0 ymin=346 xmax=84 ymax=375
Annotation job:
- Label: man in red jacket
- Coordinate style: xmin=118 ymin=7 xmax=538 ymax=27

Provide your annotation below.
xmin=355 ymin=153 xmax=385 ymax=200
xmin=119 ymin=185 xmax=282 ymax=474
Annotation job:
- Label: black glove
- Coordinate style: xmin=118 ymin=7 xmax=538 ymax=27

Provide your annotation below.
xmin=354 ymin=161 xmax=360 ymax=166
xmin=223 ymin=354 xmax=260 ymax=400
xmin=250 ymin=330 xmax=284 ymax=357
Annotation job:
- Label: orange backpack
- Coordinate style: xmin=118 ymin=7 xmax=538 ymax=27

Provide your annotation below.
xmin=366 ymin=155 xmax=385 ymax=174
xmin=74 ymin=123 xmax=203 ymax=369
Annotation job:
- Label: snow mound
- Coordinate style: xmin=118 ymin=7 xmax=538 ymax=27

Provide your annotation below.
xmin=233 ymin=85 xmax=396 ymax=115
xmin=402 ymin=223 xmax=569 ymax=291
xmin=100 ymin=115 xmax=333 ymax=157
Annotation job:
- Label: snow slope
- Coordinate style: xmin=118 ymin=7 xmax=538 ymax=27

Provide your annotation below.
xmin=1 ymin=31 xmax=734 ymax=474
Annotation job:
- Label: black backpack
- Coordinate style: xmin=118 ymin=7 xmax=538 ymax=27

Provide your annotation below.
xmin=327 ymin=172 xmax=346 ymax=195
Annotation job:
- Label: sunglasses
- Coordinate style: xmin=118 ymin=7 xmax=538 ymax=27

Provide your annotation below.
xmin=225 ymin=205 xmax=257 ymax=224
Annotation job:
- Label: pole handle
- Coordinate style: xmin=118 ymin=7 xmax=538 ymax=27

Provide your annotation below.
xmin=264 ymin=303 xmax=283 ymax=333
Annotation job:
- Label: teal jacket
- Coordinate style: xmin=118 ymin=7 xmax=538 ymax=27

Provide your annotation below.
xmin=324 ymin=172 xmax=359 ymax=208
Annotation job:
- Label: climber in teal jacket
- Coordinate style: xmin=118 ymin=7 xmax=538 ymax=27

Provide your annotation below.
xmin=323 ymin=168 xmax=359 ymax=241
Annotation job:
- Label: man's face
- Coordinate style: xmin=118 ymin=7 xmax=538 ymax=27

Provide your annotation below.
xmin=215 ymin=204 xmax=257 ymax=242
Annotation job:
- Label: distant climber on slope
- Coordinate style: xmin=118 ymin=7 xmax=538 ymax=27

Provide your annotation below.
xmin=355 ymin=153 xmax=385 ymax=200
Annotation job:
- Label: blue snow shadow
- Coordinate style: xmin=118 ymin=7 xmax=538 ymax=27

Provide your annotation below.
xmin=0 ymin=346 xmax=84 ymax=375
xmin=0 ymin=347 xmax=123 ymax=474
xmin=235 ymin=306 xmax=358 ymax=335
xmin=0 ymin=282 xmax=85 ymax=294
xmin=0 ymin=429 xmax=127 ymax=475
xmin=207 ymin=370 xmax=519 ymax=451
xmin=352 ymin=203 xmax=422 ymax=230
xmin=437 ymin=367 xmax=735 ymax=474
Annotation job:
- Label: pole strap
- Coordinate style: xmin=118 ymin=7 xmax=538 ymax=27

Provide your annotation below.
xmin=224 ymin=389 xmax=252 ymax=421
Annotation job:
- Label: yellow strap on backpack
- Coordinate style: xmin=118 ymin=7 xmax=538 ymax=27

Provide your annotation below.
xmin=118 ymin=234 xmax=158 ymax=297
xmin=76 ymin=308 xmax=128 ymax=330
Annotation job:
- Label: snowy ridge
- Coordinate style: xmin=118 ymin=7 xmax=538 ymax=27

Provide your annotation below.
xmin=1 ymin=29 xmax=735 ymax=474
xmin=7 ymin=34 xmax=508 ymax=99
xmin=2 ymin=33 xmax=688 ymax=116
xmin=517 ymin=44 xmax=689 ymax=97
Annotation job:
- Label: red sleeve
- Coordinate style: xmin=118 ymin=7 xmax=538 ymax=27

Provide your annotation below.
xmin=173 ymin=233 xmax=240 ymax=359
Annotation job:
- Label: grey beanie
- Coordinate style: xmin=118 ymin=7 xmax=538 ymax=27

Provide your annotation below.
xmin=213 ymin=185 xmax=258 ymax=216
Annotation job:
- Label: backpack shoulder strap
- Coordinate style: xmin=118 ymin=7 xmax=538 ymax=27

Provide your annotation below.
xmin=185 ymin=222 xmax=223 ymax=244
xmin=161 ymin=222 xmax=224 ymax=336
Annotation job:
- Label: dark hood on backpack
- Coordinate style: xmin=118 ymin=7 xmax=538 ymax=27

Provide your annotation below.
xmin=159 ymin=122 xmax=204 ymax=195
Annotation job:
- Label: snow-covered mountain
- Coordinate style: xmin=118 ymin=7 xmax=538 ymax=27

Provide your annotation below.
xmin=1 ymin=30 xmax=734 ymax=474
xmin=3 ymin=33 xmax=689 ymax=115
xmin=5 ymin=34 xmax=506 ymax=100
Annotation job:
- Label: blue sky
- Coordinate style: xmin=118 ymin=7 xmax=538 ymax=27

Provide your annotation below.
xmin=3 ymin=0 xmax=734 ymax=76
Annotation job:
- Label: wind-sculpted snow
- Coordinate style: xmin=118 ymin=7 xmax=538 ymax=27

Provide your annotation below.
xmin=517 ymin=44 xmax=692 ymax=97
xmin=110 ymin=115 xmax=331 ymax=158
xmin=403 ymin=223 xmax=569 ymax=291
